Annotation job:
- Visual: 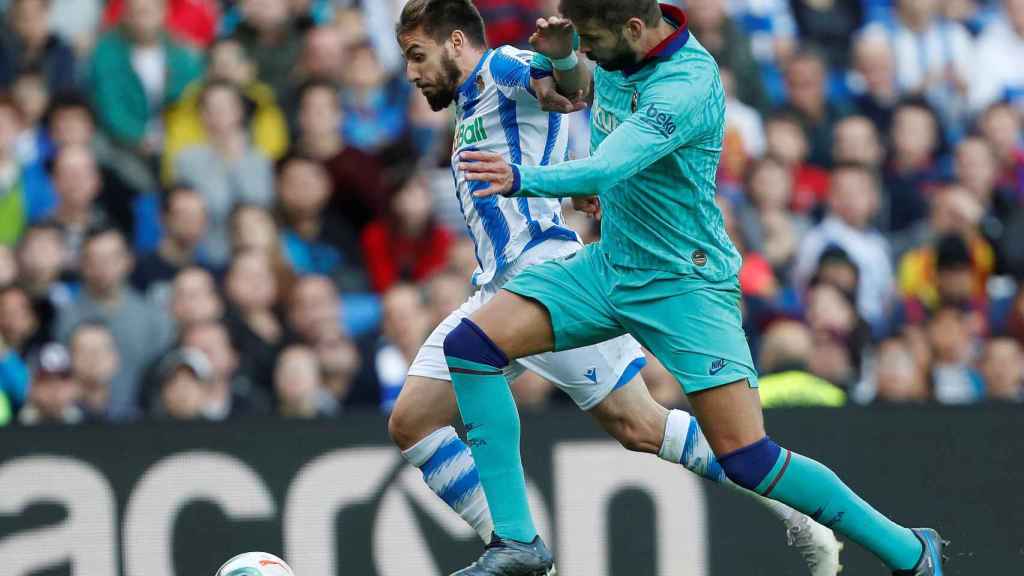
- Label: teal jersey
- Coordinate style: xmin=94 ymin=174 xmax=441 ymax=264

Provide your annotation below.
xmin=511 ymin=7 xmax=741 ymax=281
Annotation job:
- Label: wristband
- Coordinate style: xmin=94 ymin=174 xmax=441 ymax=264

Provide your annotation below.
xmin=551 ymin=51 xmax=578 ymax=71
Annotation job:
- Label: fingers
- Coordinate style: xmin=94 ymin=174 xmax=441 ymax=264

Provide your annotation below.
xmin=463 ymin=171 xmax=506 ymax=182
xmin=459 ymin=150 xmax=501 ymax=163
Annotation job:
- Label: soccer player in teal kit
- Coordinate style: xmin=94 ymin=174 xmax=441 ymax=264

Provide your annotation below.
xmin=443 ymin=1 xmax=948 ymax=575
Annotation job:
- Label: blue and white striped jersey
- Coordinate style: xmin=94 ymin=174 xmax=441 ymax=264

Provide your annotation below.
xmin=451 ymin=45 xmax=580 ymax=287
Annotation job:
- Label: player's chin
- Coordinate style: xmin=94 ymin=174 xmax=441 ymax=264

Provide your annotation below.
xmin=424 ymin=91 xmax=454 ymax=112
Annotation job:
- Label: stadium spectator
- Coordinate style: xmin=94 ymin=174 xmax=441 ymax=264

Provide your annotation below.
xmin=776 ymin=48 xmax=849 ymax=168
xmin=13 ymin=222 xmax=68 ymax=318
xmin=152 ymin=346 xmax=210 ymax=420
xmin=721 ymin=0 xmax=797 ymax=97
xmin=979 ymin=337 xmax=1024 ymax=401
xmin=736 ymin=156 xmax=808 ymax=274
xmin=47 ymin=0 xmax=103 ymax=57
xmin=43 ymin=92 xmax=157 ymax=202
xmin=0 ymin=0 xmax=76 ymax=94
xmin=793 ymin=163 xmax=894 ymax=331
xmin=88 ymin=0 xmax=204 ymax=156
xmin=102 ymin=0 xmax=220 ymax=49
xmin=373 ymin=283 xmax=431 ymax=413
xmin=223 ymin=248 xmax=292 ymax=394
xmin=56 ymin=225 xmax=174 ymax=416
xmin=131 ymin=183 xmax=207 ymax=306
xmin=180 ymin=319 xmax=271 ymax=419
xmin=163 ymin=37 xmax=288 ymax=183
xmin=789 ymin=0 xmax=862 ymax=70
xmin=757 ymin=319 xmax=847 ymax=407
xmin=68 ymin=320 xmax=121 ymax=421
xmin=687 ymin=0 xmax=769 ymax=114
xmin=285 ymin=274 xmax=376 ymax=408
xmin=849 ymin=31 xmax=899 ymax=134
xmin=873 ymin=337 xmax=930 ymax=403
xmin=275 ymin=153 xmax=366 ymax=290
xmin=274 ymin=344 xmax=338 ymax=418
xmin=882 ymin=100 xmax=944 ymax=234
xmin=228 ymin=203 xmax=295 ymax=291
xmin=174 ymin=80 xmax=273 ymax=268
xmin=169 ymin=266 xmax=223 ymax=330
xmin=293 ymin=78 xmax=392 ymax=234
xmin=0 ymin=294 xmax=29 ymax=412
xmin=862 ymin=0 xmax=972 ymax=134
xmin=897 ymin=232 xmax=994 ymax=328
xmin=424 ymin=270 xmax=471 ymax=328
xmin=764 ymin=112 xmax=829 ymax=214
xmin=968 ymin=0 xmax=1024 ymax=112
xmin=804 ymin=279 xmax=872 ymax=387
xmin=0 ymin=94 xmax=50 ymax=245
xmin=338 ymin=35 xmax=416 ymax=154
xmin=18 ymin=341 xmax=82 ymax=424
xmin=473 ymin=0 xmax=540 ymax=47
xmin=978 ymin=102 xmax=1024 ymax=201
xmin=0 ymin=242 xmax=14 ymax=284
xmin=954 ymin=137 xmax=1008 ymax=247
xmin=928 ymin=305 xmax=985 ymax=404
xmin=362 ymin=174 xmax=453 ymax=293
xmin=231 ymin=0 xmax=303 ymax=102
xmin=832 ymin=115 xmax=884 ymax=172
xmin=720 ymin=68 xmax=766 ymax=183
xmin=46 ymin=144 xmax=134 ymax=265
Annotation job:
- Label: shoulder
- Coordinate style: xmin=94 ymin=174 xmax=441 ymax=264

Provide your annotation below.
xmin=488 ymin=45 xmax=533 ymax=87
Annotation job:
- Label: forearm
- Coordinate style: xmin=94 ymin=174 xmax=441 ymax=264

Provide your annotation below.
xmin=512 ymin=155 xmax=610 ymax=198
xmin=553 ymin=63 xmax=592 ymax=104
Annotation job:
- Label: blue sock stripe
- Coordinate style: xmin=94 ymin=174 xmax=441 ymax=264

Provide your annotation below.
xmin=439 ymin=467 xmax=483 ymax=508
xmin=680 ymin=418 xmax=699 ymax=467
xmin=421 ymin=437 xmax=467 ymax=478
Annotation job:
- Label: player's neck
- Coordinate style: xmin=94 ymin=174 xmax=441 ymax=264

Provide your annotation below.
xmin=456 ymin=47 xmax=488 ymax=88
xmin=637 ymin=18 xmax=679 ymax=56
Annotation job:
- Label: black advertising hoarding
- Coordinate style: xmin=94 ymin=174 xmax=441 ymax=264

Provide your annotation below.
xmin=0 ymin=406 xmax=1019 ymax=575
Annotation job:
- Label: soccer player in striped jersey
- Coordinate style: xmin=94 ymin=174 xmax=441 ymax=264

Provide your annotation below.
xmin=391 ymin=1 xmax=841 ymax=575
xmin=450 ymin=1 xmax=948 ymax=575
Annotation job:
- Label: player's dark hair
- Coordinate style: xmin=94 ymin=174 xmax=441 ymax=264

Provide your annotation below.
xmin=559 ymin=0 xmax=661 ymax=28
xmin=396 ymin=0 xmax=488 ymax=48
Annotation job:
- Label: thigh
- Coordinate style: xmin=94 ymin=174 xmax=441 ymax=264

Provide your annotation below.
xmin=500 ymin=243 xmax=624 ymax=354
xmin=617 ymin=275 xmax=759 ymax=396
xmin=517 ymin=334 xmax=643 ymax=411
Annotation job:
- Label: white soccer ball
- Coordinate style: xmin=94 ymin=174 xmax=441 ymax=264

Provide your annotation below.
xmin=215 ymin=552 xmax=295 ymax=576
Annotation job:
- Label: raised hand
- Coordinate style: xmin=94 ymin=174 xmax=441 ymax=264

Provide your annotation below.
xmin=529 ymin=16 xmax=576 ymax=59
xmin=458 ymin=150 xmax=515 ymax=197
xmin=532 ymin=76 xmax=586 ymax=114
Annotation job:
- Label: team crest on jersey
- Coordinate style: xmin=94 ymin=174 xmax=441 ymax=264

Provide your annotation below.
xmin=476 ymin=75 xmax=486 ymax=93
xmin=631 ymin=90 xmax=639 ymax=113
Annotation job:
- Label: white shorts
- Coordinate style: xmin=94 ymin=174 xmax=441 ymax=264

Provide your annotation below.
xmin=408 ymin=240 xmax=646 ymax=410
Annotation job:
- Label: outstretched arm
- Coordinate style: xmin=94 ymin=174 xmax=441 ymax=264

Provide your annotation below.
xmin=529 ymin=16 xmax=592 ymax=113
xmin=461 ymin=66 xmax=713 ymax=198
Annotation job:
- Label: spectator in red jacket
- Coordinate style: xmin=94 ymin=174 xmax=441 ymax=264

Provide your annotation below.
xmin=102 ymin=0 xmax=219 ymax=48
xmin=361 ymin=173 xmax=453 ymax=293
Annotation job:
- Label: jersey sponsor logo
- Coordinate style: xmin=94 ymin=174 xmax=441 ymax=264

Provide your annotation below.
xmin=708 ymin=359 xmax=727 ymax=376
xmin=592 ymin=100 xmax=621 ymax=135
xmin=584 ymin=367 xmax=598 ymax=383
xmin=640 ymin=103 xmax=677 ymax=138
xmin=456 ymin=116 xmax=489 ymax=149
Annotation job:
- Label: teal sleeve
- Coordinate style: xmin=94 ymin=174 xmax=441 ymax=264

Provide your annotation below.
xmin=512 ymin=61 xmax=717 ymax=198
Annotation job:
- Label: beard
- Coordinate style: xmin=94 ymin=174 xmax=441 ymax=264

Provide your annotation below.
xmin=422 ymin=52 xmax=463 ymax=111
xmin=590 ymin=36 xmax=640 ymax=72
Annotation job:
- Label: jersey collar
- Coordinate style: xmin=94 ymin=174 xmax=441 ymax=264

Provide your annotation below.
xmin=622 ymin=3 xmax=690 ymax=78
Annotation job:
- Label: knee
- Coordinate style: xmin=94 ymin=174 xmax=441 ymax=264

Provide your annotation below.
xmin=442 ymin=319 xmax=509 ymax=367
xmin=718 ymin=436 xmax=783 ymax=492
xmin=388 ymin=398 xmax=429 ymax=450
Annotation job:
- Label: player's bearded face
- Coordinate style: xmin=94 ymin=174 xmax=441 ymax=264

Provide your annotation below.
xmin=581 ymin=29 xmax=638 ymax=71
xmin=421 ymin=47 xmax=462 ymax=111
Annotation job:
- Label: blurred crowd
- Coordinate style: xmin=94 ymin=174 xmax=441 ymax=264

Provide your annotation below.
xmin=0 ymin=0 xmax=1022 ymax=427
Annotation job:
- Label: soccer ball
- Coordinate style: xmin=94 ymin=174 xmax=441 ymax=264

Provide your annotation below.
xmin=215 ymin=552 xmax=295 ymax=576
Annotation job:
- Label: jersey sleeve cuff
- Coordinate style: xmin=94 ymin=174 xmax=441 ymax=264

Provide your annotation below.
xmin=504 ymin=164 xmax=523 ymax=196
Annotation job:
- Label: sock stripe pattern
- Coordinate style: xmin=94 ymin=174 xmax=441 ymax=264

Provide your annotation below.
xmin=421 ymin=436 xmax=484 ymax=509
xmin=680 ymin=414 xmax=728 ymax=483
xmin=760 ymin=449 xmax=792 ymax=497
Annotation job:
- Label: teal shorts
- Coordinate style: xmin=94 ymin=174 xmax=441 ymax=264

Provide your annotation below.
xmin=504 ymin=242 xmax=758 ymax=395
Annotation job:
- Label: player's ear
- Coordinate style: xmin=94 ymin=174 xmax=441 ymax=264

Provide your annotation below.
xmin=450 ymin=29 xmax=466 ymax=53
xmin=623 ymin=17 xmax=645 ymax=42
